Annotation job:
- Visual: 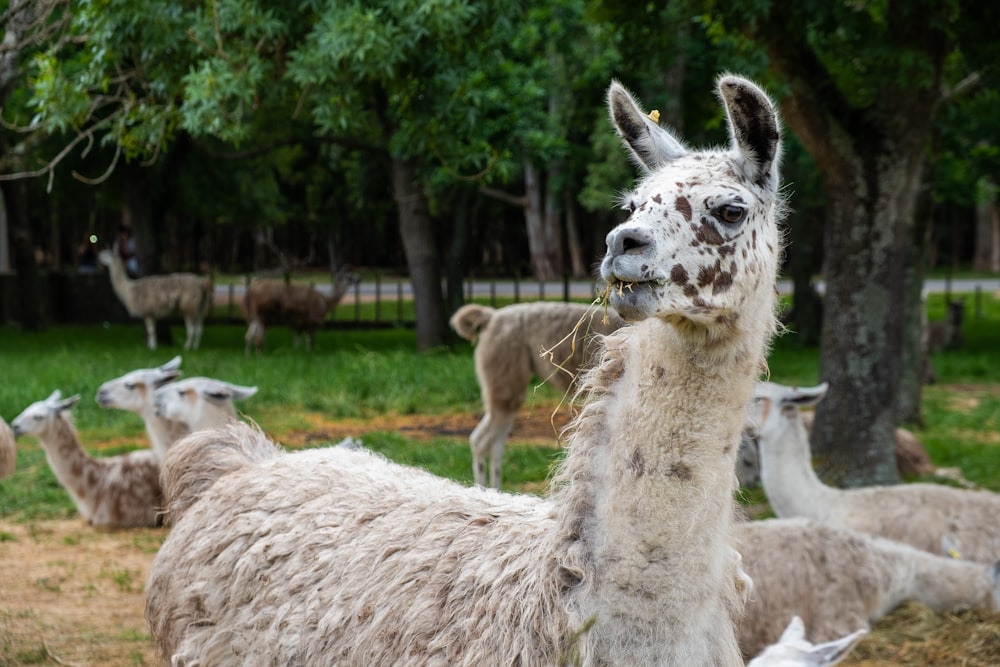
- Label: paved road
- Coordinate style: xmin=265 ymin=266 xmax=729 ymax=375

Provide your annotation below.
xmin=219 ymin=276 xmax=1000 ymax=302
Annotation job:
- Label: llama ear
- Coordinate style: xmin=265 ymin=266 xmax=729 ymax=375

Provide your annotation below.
xmin=717 ymin=75 xmax=781 ymax=188
xmin=608 ymin=80 xmax=687 ymax=172
xmin=56 ymin=395 xmax=82 ymax=412
xmin=226 ymin=384 xmax=258 ymax=402
xmin=154 ymin=371 xmax=182 ymax=388
xmin=804 ymin=628 xmax=867 ymax=666
xmin=786 ymin=382 xmax=828 ymax=408
xmin=778 ymin=616 xmax=806 ymax=643
xmin=160 ymin=356 xmax=183 ymax=372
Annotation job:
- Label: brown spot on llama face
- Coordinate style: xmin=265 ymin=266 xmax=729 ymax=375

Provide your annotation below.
xmin=670 ymin=264 xmax=689 ymax=285
xmin=652 ymin=193 xmax=662 ymax=204
xmin=675 ymin=196 xmax=692 ymax=222
xmin=696 ymin=220 xmax=725 ymax=246
xmin=697 ymin=263 xmax=719 ymax=288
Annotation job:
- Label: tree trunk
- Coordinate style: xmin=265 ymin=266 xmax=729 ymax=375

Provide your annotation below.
xmin=564 ymin=192 xmax=588 ymax=278
xmin=391 ymin=156 xmax=446 ymax=350
xmin=812 ymin=147 xmax=927 ymax=487
xmin=973 ymin=179 xmax=999 ymax=272
xmin=445 ymin=187 xmax=474 ymax=316
xmin=523 ymin=160 xmax=560 ymax=280
xmin=0 ymin=186 xmax=10 ymax=273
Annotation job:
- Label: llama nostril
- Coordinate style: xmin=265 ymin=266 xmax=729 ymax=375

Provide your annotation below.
xmin=607 ymin=227 xmax=653 ymax=257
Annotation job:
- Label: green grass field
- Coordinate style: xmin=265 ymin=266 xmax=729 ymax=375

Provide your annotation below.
xmin=0 ymin=290 xmax=997 ymax=521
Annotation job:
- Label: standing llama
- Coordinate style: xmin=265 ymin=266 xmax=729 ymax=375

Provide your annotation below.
xmin=98 ymin=244 xmax=212 ymax=351
xmin=95 ymin=356 xmax=190 ymax=461
xmin=0 ymin=417 xmax=15 ymax=479
xmin=244 ymin=268 xmax=360 ymax=355
xmin=153 ymin=377 xmax=258 ymax=431
xmin=145 ymin=74 xmax=784 ymax=666
xmin=10 ymin=391 xmax=162 ymax=527
xmin=449 ymin=301 xmax=626 ymax=488
xmin=749 ymin=380 xmax=1000 ymax=562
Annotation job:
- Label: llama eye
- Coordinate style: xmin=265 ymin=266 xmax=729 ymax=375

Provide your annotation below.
xmin=125 ymin=382 xmax=136 ymax=390
xmin=715 ymin=204 xmax=746 ymax=225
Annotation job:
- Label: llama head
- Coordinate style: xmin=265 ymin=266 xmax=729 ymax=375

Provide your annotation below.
xmin=747 ymin=616 xmax=866 ymax=667
xmin=602 ymin=75 xmax=783 ymax=330
xmin=746 ymin=381 xmax=828 ymax=443
xmin=11 ymin=390 xmax=81 ymax=438
xmin=153 ymin=377 xmax=258 ymax=430
xmin=96 ymin=356 xmax=183 ymax=413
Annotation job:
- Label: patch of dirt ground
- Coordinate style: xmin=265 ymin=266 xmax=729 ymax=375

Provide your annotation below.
xmin=2 ymin=408 xmax=1000 ymax=666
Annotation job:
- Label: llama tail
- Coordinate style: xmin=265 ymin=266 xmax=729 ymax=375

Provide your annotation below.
xmin=160 ymin=421 xmax=281 ymax=523
xmin=449 ymin=304 xmax=495 ymax=342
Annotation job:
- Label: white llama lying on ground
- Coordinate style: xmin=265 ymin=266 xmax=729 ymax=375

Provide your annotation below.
xmin=735 ymin=517 xmax=1000 ymax=658
xmin=10 ymin=391 xmax=162 ymax=528
xmin=153 ymin=377 xmax=258 ymax=431
xmin=747 ymin=615 xmax=866 ymax=667
xmin=749 ymin=381 xmax=1000 ymax=562
xmin=96 ymin=356 xmax=190 ymax=461
xmin=244 ymin=269 xmax=359 ymax=355
xmin=145 ymin=74 xmax=785 ymax=666
xmin=98 ymin=244 xmax=213 ymax=351
xmin=449 ymin=301 xmax=625 ymax=488
xmin=0 ymin=417 xmax=15 ymax=479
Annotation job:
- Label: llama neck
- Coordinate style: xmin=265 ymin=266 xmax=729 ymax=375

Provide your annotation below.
xmin=193 ymin=405 xmax=238 ymax=431
xmin=875 ymin=540 xmax=996 ymax=616
xmin=106 ymin=254 xmax=136 ymax=311
xmin=140 ymin=406 xmax=191 ymax=460
xmin=552 ymin=318 xmax=761 ymax=665
xmin=38 ymin=416 xmax=99 ymax=507
xmin=757 ymin=412 xmax=839 ymax=520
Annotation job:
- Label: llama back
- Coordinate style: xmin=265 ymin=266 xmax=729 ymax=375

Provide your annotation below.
xmin=160 ymin=423 xmax=282 ymax=523
xmin=148 ymin=426 xmax=568 ymax=666
xmin=135 ymin=273 xmax=212 ymax=319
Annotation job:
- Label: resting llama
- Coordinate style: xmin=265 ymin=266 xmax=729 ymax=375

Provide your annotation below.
xmin=450 ymin=301 xmax=625 ymax=488
xmin=735 ymin=517 xmax=1000 ymax=658
xmin=244 ymin=269 xmax=359 ymax=355
xmin=98 ymin=244 xmax=213 ymax=350
xmin=0 ymin=417 xmax=15 ymax=479
xmin=96 ymin=356 xmax=190 ymax=461
xmin=747 ymin=615 xmax=866 ymax=667
xmin=10 ymin=391 xmax=162 ymax=527
xmin=153 ymin=377 xmax=258 ymax=431
xmin=749 ymin=381 xmax=1000 ymax=562
xmin=145 ymin=74 xmax=784 ymax=665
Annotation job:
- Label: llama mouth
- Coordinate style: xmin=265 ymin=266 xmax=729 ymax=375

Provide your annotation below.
xmin=601 ymin=277 xmax=669 ymax=298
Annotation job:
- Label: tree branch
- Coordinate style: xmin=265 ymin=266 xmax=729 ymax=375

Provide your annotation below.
xmin=478 ymin=185 xmax=526 ymax=208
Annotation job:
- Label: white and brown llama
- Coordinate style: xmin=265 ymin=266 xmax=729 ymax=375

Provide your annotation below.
xmin=145 ymin=74 xmax=785 ymax=666
xmin=11 ymin=391 xmax=162 ymax=528
xmin=449 ymin=301 xmax=626 ymax=489
xmin=98 ymin=244 xmax=213 ymax=351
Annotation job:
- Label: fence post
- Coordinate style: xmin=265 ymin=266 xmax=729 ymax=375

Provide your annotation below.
xmin=397 ymin=279 xmax=404 ymax=322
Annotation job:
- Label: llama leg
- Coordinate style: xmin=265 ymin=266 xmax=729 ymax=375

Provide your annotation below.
xmin=245 ymin=321 xmax=259 ymax=357
xmin=144 ymin=318 xmax=157 ymax=350
xmin=469 ymin=411 xmax=515 ymax=489
xmin=183 ymin=318 xmax=195 ymax=351
xmin=191 ymin=319 xmax=203 ymax=350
